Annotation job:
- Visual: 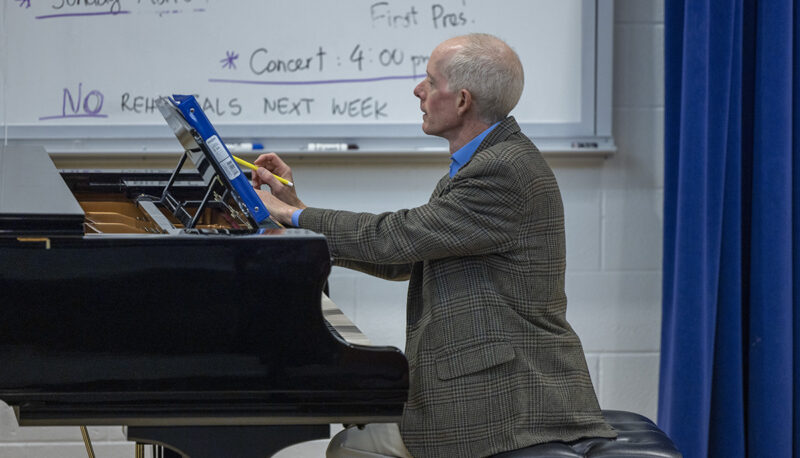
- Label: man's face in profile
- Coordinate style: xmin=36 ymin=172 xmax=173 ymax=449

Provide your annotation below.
xmin=413 ymin=42 xmax=461 ymax=140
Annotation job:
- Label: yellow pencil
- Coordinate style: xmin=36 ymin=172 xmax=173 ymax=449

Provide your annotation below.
xmin=232 ymin=155 xmax=294 ymax=187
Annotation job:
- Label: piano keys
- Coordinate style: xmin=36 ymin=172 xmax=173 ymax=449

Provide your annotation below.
xmin=0 ymin=144 xmax=408 ymax=457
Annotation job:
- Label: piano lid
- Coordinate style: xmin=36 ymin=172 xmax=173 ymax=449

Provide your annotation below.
xmin=0 ymin=145 xmax=84 ymax=237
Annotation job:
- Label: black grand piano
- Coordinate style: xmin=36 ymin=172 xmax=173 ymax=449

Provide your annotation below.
xmin=0 ymin=113 xmax=408 ymax=456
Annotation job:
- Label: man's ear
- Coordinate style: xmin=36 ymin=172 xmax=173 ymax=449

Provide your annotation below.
xmin=456 ymin=89 xmax=472 ymax=116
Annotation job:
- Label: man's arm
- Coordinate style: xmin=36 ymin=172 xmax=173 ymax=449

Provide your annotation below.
xmin=298 ymin=154 xmax=525 ymax=264
xmin=334 ymin=260 xmax=413 ymax=282
xmin=252 ymin=151 xmax=526 ymax=265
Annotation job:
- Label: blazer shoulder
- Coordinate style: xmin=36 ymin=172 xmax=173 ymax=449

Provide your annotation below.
xmin=471 ymin=137 xmax=560 ymax=199
xmin=475 ymin=135 xmax=542 ymax=168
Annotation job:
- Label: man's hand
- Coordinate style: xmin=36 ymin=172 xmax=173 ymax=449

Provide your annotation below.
xmin=251 ymin=153 xmax=306 ymax=226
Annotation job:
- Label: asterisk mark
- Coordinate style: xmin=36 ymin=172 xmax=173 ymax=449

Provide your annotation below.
xmin=220 ymin=51 xmax=239 ymax=70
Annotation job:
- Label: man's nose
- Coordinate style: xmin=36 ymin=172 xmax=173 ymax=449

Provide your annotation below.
xmin=413 ymin=82 xmax=423 ymax=98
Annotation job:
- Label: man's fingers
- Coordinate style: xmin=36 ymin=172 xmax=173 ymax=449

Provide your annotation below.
xmin=256 ymin=167 xmax=281 ymax=190
xmin=253 ymin=153 xmax=272 ymax=167
xmin=254 ymin=153 xmax=292 ymax=179
xmin=253 ymin=153 xmax=281 ymax=169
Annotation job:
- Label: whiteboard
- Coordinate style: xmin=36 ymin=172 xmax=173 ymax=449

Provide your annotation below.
xmin=0 ymin=0 xmax=613 ymax=153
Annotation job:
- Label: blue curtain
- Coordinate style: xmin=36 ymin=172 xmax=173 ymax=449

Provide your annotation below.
xmin=659 ymin=1 xmax=800 ymax=457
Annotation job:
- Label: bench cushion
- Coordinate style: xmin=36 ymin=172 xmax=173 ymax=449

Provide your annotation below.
xmin=491 ymin=410 xmax=681 ymax=457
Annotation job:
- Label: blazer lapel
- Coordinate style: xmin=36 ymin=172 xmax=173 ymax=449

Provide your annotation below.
xmin=431 ymin=173 xmax=451 ymax=200
xmin=431 ymin=117 xmax=523 ymax=199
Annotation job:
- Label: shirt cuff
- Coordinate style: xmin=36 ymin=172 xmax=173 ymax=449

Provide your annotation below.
xmin=291 ymin=209 xmax=303 ymax=227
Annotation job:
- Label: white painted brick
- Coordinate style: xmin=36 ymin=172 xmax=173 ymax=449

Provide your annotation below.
xmin=11 ymin=426 xmax=83 ymax=443
xmin=584 ymin=354 xmax=602 ymax=396
xmin=547 ymin=157 xmax=604 ymax=188
xmin=328 ymin=268 xmax=409 ymax=347
xmin=561 ymin=188 xmax=602 ymax=271
xmin=614 ymin=24 xmax=665 ymax=108
xmin=0 ymin=442 xmax=133 ymax=458
xmin=0 ymin=420 xmax=123 ymax=445
xmin=289 ymin=162 xmax=444 ymax=214
xmin=0 ymin=444 xmax=26 ymax=458
xmin=654 ymin=188 xmax=664 ymax=220
xmin=607 ymin=108 xmax=665 ymax=189
xmin=598 ymin=354 xmax=660 ymax=421
xmin=328 ymin=267 xmax=359 ymax=321
xmin=0 ymin=403 xmax=101 ymax=444
xmin=601 ymin=189 xmax=663 ymax=271
xmin=549 ymin=159 xmax=606 ymax=273
xmin=353 ymin=275 xmax=408 ymax=350
xmin=566 ymin=272 xmax=662 ymax=353
xmin=616 ymin=0 xmax=664 ymax=23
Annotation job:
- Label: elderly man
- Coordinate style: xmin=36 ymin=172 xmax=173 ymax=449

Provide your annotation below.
xmin=252 ymin=33 xmax=615 ymax=458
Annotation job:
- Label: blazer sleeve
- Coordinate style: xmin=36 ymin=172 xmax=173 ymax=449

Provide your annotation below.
xmin=298 ymin=154 xmax=525 ymax=264
xmin=333 ymin=259 xmax=413 ymax=281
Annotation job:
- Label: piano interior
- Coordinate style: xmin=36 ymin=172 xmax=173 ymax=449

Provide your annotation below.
xmin=63 ymin=169 xmax=266 ymax=235
xmin=76 ymin=191 xmax=248 ymax=234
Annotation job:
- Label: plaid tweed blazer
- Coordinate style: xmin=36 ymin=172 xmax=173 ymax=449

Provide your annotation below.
xmin=298 ymin=117 xmax=616 ymax=457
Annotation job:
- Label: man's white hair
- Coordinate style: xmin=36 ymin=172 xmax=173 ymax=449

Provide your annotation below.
xmin=439 ymin=33 xmax=524 ymax=124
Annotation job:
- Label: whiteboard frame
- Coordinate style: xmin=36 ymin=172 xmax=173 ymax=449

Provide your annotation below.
xmin=1 ymin=0 xmax=614 ymax=156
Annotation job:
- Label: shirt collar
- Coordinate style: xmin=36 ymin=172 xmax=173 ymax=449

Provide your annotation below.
xmin=449 ymin=122 xmax=500 ymax=178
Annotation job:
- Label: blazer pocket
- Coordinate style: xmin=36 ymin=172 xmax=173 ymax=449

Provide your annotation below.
xmin=436 ymin=340 xmax=516 ymax=381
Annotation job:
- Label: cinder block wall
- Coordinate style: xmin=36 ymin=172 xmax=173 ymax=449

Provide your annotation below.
xmin=0 ymin=1 xmax=664 ymax=455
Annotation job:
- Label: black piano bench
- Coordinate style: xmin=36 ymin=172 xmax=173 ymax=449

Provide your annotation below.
xmin=491 ymin=410 xmax=682 ymax=458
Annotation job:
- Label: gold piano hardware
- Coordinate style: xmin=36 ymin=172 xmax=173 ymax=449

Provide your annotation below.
xmin=16 ymin=237 xmax=51 ymax=249
xmin=74 ymin=193 xmax=246 ymax=234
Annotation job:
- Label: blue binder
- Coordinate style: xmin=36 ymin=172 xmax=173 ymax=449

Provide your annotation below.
xmin=158 ymin=95 xmax=272 ymax=228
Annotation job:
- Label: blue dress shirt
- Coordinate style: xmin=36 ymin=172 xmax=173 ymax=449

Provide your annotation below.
xmin=448 ymin=122 xmax=500 ymax=178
